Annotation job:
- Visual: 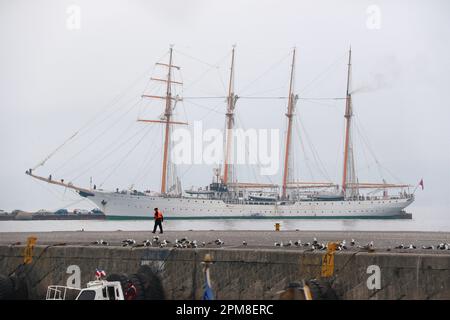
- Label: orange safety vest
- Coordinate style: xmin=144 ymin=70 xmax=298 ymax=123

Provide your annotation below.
xmin=154 ymin=210 xmax=163 ymax=220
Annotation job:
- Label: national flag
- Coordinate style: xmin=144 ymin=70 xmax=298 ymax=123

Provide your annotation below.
xmin=202 ymin=273 xmax=214 ymax=300
xmin=419 ymin=179 xmax=424 ymax=190
xmin=95 ymin=269 xmax=106 ymax=278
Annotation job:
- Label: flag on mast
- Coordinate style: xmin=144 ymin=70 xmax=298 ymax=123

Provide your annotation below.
xmin=95 ymin=269 xmax=106 ymax=279
xmin=419 ymin=179 xmax=424 ymax=190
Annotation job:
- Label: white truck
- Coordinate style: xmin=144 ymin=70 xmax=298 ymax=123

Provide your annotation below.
xmin=46 ymin=280 xmax=124 ymax=300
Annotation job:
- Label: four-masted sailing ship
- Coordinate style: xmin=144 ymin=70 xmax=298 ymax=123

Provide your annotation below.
xmin=26 ymin=46 xmax=415 ymax=219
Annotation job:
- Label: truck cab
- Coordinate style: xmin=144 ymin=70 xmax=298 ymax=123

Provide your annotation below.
xmin=76 ymin=280 xmax=124 ymax=300
xmin=47 ymin=280 xmax=124 ymax=300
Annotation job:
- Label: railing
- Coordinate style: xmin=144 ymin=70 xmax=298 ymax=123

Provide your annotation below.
xmin=343 ymin=194 xmax=413 ymax=201
xmin=222 ymin=194 xmax=413 ymax=205
xmin=223 ymin=199 xmax=276 ymax=206
xmin=46 ymin=285 xmax=80 ymax=300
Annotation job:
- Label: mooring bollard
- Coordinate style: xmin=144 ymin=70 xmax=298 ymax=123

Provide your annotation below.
xmin=275 ymin=223 xmax=281 ymax=231
xmin=23 ymin=236 xmax=37 ymax=265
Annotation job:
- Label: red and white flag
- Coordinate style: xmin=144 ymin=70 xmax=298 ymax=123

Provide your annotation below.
xmin=95 ymin=269 xmax=106 ymax=278
xmin=419 ymin=179 xmax=424 ymax=190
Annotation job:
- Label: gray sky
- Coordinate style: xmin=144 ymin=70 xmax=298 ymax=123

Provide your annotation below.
xmin=1 ymin=0 xmax=449 ymax=213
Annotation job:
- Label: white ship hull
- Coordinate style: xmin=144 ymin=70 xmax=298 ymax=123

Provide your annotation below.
xmin=83 ymin=190 xmax=414 ymax=219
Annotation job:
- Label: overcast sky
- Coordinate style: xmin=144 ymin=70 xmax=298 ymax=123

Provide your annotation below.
xmin=0 ymin=0 xmax=449 ymax=213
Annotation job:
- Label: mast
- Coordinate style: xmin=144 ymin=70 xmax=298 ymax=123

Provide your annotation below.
xmin=341 ymin=47 xmax=357 ymax=197
xmin=281 ymin=48 xmax=298 ymax=199
xmin=138 ymin=46 xmax=186 ymax=195
xmin=222 ymin=46 xmax=237 ymax=185
xmin=160 ymin=46 xmax=174 ymax=195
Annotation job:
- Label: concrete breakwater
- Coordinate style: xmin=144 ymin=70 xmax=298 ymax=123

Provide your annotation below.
xmin=0 ymin=245 xmax=449 ymax=300
xmin=0 ymin=211 xmax=105 ymax=221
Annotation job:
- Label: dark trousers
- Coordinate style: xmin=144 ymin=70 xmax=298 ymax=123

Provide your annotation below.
xmin=152 ymin=219 xmax=163 ymax=233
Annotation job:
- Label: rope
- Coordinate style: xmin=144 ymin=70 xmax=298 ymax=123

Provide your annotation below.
xmin=132 ymin=142 xmax=163 ymax=188
xmin=69 ymin=125 xmax=145 ymax=182
xmin=242 ymin=86 xmax=288 ymax=98
xmin=178 ymin=69 xmax=189 ymax=125
xmin=174 ymin=49 xmax=221 ymax=68
xmin=175 ymin=101 xmax=226 ymax=183
xmin=31 ymin=178 xmax=85 ymax=206
xmin=298 ymin=53 xmax=347 ymax=96
xmin=216 ymin=64 xmax=228 ymax=93
xmin=353 ymin=120 xmax=379 ymax=180
xmin=353 ymin=115 xmax=396 ymax=182
xmin=93 ymin=127 xmax=157 ymax=181
xmin=31 ymin=56 xmax=163 ymax=171
xmin=32 ymin=132 xmax=79 ymax=170
xmin=61 ymin=118 xmax=141 ymax=179
xmin=182 ymin=96 xmax=345 ymax=100
xmin=130 ymin=129 xmax=162 ymax=187
xmin=31 ymin=178 xmax=70 ymax=202
xmin=175 ymin=49 xmax=230 ymax=94
xmin=295 ymin=120 xmax=315 ymax=181
xmin=296 ymin=116 xmax=332 ymax=182
xmin=54 ymin=97 xmax=142 ymax=175
xmin=183 ymin=99 xmax=224 ymax=115
xmin=183 ymin=96 xmax=226 ymax=99
xmin=239 ymin=52 xmax=291 ymax=95
xmin=99 ymin=126 xmax=154 ymax=188
xmin=9 ymin=244 xmax=68 ymax=284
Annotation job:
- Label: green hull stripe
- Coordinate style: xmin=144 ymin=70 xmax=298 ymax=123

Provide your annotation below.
xmin=107 ymin=214 xmax=412 ymax=220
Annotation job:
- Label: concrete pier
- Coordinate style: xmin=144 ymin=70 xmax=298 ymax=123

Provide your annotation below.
xmin=0 ymin=231 xmax=449 ymax=300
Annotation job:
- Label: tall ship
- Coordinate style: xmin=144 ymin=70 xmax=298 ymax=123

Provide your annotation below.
xmin=27 ymin=46 xmax=415 ymax=219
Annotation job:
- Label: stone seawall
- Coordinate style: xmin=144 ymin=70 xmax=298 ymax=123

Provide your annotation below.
xmin=0 ymin=245 xmax=449 ymax=299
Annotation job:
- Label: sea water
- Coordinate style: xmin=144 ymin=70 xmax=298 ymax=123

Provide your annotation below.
xmin=0 ymin=205 xmax=448 ymax=233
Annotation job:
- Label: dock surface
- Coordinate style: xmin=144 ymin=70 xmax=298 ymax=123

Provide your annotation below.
xmin=1 ymin=230 xmax=449 ymax=253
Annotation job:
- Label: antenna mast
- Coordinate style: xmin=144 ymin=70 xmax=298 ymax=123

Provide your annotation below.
xmin=281 ymin=48 xmax=298 ymax=199
xmin=222 ymin=46 xmax=238 ymax=185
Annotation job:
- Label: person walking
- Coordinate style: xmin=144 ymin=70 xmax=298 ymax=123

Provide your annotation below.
xmin=152 ymin=207 xmax=164 ymax=234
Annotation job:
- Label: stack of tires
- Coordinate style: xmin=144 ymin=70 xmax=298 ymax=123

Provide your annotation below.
xmin=278 ymin=279 xmax=339 ymax=300
xmin=0 ymin=274 xmax=28 ymax=300
xmin=305 ymin=279 xmax=339 ymax=300
xmin=106 ymin=265 xmax=165 ymax=300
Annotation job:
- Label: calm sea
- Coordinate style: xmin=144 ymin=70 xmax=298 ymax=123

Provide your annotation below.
xmin=0 ymin=206 xmax=448 ymax=233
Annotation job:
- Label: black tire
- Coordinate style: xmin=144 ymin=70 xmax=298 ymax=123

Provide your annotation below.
xmin=9 ymin=275 xmax=28 ymax=300
xmin=129 ymin=274 xmax=145 ymax=300
xmin=136 ymin=265 xmax=165 ymax=300
xmin=306 ymin=279 xmax=339 ymax=300
xmin=0 ymin=274 xmax=14 ymax=300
